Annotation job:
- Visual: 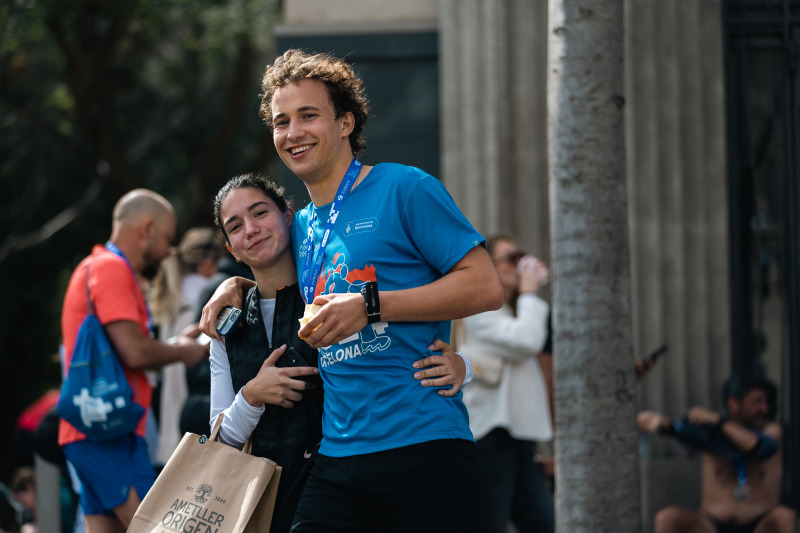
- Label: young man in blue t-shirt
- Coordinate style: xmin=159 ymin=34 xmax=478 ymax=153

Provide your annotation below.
xmin=202 ymin=49 xmax=503 ymax=532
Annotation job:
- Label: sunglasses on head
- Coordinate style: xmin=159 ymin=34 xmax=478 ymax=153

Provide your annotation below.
xmin=494 ymin=250 xmax=525 ymax=265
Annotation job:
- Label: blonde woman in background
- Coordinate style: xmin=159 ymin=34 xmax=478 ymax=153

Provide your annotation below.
xmin=149 ymin=227 xmax=224 ymax=466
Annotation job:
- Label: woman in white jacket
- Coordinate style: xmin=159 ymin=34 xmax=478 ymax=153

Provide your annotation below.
xmin=461 ymin=234 xmax=554 ymax=533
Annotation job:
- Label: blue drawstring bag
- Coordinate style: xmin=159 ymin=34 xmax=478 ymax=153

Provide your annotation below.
xmin=56 ymin=263 xmax=145 ymax=440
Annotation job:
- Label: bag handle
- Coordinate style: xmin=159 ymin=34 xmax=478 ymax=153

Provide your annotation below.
xmin=84 ymin=260 xmax=96 ymax=316
xmin=209 ymin=412 xmax=256 ymax=455
xmin=82 ymin=258 xmax=139 ymax=397
xmin=242 ymin=437 xmax=254 ymax=455
xmin=210 ymin=412 xmax=225 ymax=440
xmin=451 ymin=318 xmax=464 ymax=352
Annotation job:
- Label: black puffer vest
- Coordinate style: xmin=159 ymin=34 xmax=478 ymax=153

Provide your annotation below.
xmin=226 ymin=283 xmax=322 ymax=532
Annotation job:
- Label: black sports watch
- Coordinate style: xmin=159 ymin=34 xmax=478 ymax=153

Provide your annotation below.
xmin=360 ymin=281 xmax=381 ymax=324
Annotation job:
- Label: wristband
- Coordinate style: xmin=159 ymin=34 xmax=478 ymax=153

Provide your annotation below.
xmin=361 ymin=281 xmax=381 ymax=324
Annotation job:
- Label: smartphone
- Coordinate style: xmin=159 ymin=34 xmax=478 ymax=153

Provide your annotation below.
xmin=643 ymin=343 xmax=668 ymax=364
xmin=283 ymin=346 xmax=321 ymax=383
xmin=215 ymin=306 xmax=243 ymax=337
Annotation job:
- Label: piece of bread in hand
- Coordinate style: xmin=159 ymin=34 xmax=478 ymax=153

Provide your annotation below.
xmin=299 ymin=304 xmax=323 ymax=327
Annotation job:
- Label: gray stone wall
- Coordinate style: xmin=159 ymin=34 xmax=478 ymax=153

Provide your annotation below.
xmin=441 ymin=1 xmax=729 ymax=530
xmin=624 ymin=3 xmax=730 ymax=528
xmin=440 ymin=0 xmax=551 ymax=261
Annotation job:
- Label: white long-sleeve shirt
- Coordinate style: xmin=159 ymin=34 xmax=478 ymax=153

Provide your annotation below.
xmin=209 ymin=299 xmax=275 ymax=448
xmin=462 ymin=293 xmax=552 ymax=442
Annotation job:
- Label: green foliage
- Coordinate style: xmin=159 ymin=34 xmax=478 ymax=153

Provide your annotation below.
xmin=0 ymin=0 xmax=282 ymax=482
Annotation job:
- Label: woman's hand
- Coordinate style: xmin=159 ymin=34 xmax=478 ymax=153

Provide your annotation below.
xmin=241 ymin=345 xmax=319 ymax=409
xmin=412 ymin=339 xmax=466 ymax=397
xmin=518 ymin=255 xmax=549 ymax=294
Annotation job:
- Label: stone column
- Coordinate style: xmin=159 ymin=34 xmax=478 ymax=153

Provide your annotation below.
xmin=624 ymin=0 xmax=729 ymax=530
xmin=440 ymin=0 xmax=550 ymax=258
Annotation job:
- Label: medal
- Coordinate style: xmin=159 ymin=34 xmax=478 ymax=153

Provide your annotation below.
xmin=733 ymin=458 xmax=748 ymax=500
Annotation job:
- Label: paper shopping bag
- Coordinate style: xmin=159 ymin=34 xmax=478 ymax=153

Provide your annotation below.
xmin=129 ymin=413 xmax=282 ymax=533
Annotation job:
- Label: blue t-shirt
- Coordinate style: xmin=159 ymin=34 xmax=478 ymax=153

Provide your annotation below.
xmin=291 ymin=162 xmax=484 ymax=457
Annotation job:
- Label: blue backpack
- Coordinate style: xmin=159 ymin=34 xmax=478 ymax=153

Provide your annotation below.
xmin=56 ymin=262 xmax=145 ymax=440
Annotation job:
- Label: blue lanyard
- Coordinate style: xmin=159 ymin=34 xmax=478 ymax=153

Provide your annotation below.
xmin=105 ymin=241 xmax=154 ymax=335
xmin=300 ymin=158 xmax=362 ymax=305
xmin=734 ymin=458 xmax=748 ymax=489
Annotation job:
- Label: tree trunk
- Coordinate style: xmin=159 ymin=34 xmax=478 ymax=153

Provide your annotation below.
xmin=547 ymin=1 xmax=641 ymax=531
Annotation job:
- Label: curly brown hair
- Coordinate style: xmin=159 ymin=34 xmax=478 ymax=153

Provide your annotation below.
xmin=259 ymin=49 xmax=370 ymax=155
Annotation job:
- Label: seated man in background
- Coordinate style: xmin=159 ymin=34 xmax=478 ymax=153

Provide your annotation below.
xmin=638 ymin=374 xmax=796 ymax=533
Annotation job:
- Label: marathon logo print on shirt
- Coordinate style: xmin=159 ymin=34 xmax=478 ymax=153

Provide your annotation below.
xmin=314 ymin=252 xmax=390 ymax=368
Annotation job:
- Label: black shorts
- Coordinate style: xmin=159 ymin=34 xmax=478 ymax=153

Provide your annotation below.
xmin=291 ymin=439 xmax=480 ymax=533
xmin=711 ymin=512 xmax=768 ymax=533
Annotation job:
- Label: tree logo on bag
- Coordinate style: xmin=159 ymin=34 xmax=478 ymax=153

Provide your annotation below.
xmin=195 ymin=484 xmax=213 ymax=504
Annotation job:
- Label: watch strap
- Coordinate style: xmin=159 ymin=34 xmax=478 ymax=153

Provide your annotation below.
xmin=361 ymin=281 xmax=381 ymax=324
